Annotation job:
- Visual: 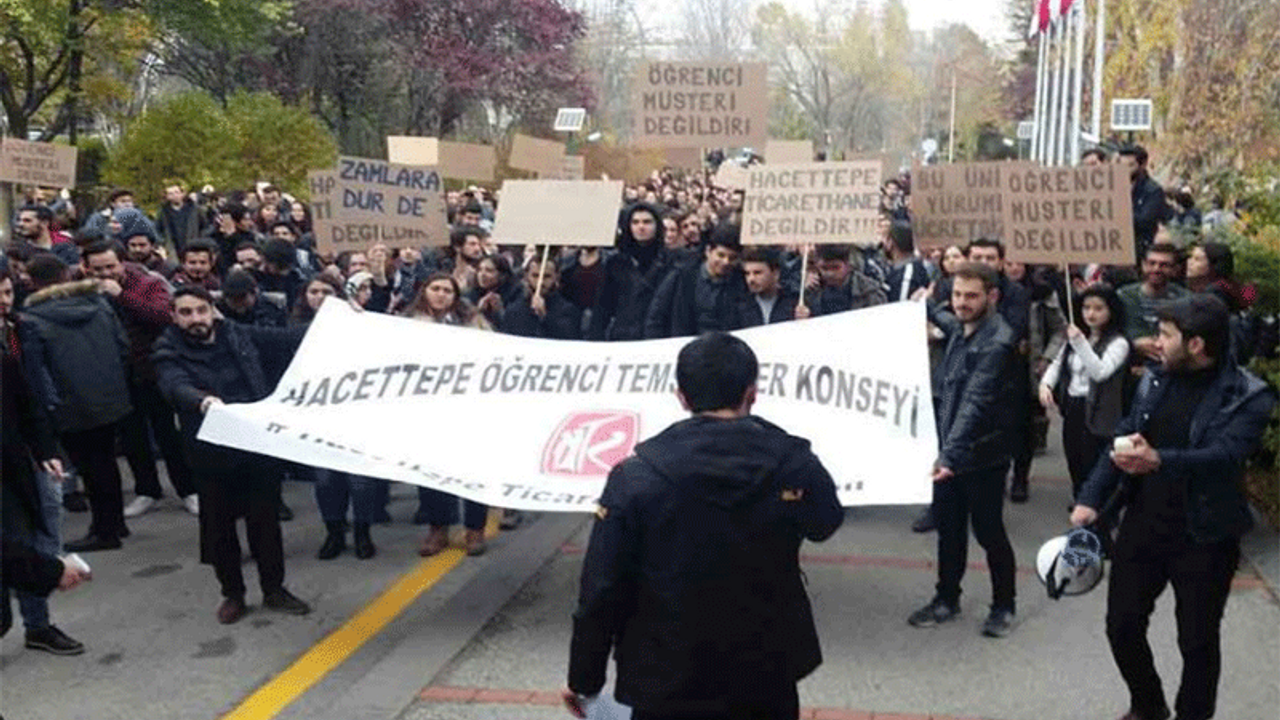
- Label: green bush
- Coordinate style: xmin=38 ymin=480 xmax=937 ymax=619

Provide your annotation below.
xmin=103 ymin=92 xmax=240 ymax=207
xmin=104 ymin=90 xmax=336 ymax=208
xmin=224 ymin=92 xmax=338 ymax=198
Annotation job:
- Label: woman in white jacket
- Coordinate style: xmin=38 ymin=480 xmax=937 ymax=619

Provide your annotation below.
xmin=1039 ymin=283 xmax=1130 ymax=501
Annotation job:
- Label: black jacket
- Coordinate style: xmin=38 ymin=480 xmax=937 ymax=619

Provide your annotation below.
xmin=2 ymin=344 xmax=58 ymax=538
xmin=499 ymin=289 xmax=583 ymax=340
xmin=1131 ymin=173 xmax=1173 ymax=261
xmin=589 ymin=203 xmax=682 ymax=341
xmin=928 ymin=302 xmax=1018 ymax=473
xmin=1079 ymin=362 xmax=1276 ymax=543
xmin=568 ymin=416 xmax=843 ymax=713
xmin=156 ymin=200 xmax=204 ymax=251
xmin=19 ymin=280 xmax=133 ymax=433
xmin=217 ymin=295 xmax=288 ymax=329
xmin=151 ymin=321 xmax=304 ymax=470
xmin=644 ymin=263 xmax=747 ymax=339
xmin=735 ymin=289 xmax=801 ymax=328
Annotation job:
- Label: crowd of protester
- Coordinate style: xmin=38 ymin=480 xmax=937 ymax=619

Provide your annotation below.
xmin=2 ymin=146 xmax=1276 ymax=656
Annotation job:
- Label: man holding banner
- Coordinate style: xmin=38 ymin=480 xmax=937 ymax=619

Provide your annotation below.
xmin=565 ymin=332 xmax=843 ymax=720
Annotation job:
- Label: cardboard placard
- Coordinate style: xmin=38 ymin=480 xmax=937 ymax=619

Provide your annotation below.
xmin=664 ymin=147 xmax=704 ymax=171
xmin=911 ymin=160 xmax=1028 ymax=249
xmin=583 ymin=146 xmax=666 ymax=185
xmin=0 ymin=138 xmax=77 ymax=188
xmin=711 ymin=162 xmax=749 ymax=190
xmin=1002 ymin=163 xmax=1134 ymax=265
xmin=741 ymin=161 xmax=883 ymax=245
xmin=387 ymin=136 xmax=439 ymax=166
xmin=509 ymin=134 xmax=566 ymax=177
xmin=632 ymin=62 xmax=768 ymax=148
xmin=308 ymin=157 xmax=450 ymax=254
xmin=388 ymin=137 xmax=497 ymax=182
xmin=765 ymin=139 xmax=813 ymax=164
xmin=491 ymin=180 xmax=623 ymax=247
xmin=439 ymin=141 xmax=497 ymax=182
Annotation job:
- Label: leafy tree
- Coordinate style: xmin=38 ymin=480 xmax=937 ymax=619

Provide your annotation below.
xmin=144 ymin=0 xmax=293 ymax=102
xmin=0 ymin=0 xmax=152 ymax=140
xmin=383 ymin=0 xmax=593 ymax=140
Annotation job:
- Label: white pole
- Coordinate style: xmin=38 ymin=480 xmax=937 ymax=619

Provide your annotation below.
xmin=948 ymin=68 xmax=957 ymax=163
xmin=1071 ymin=2 xmax=1086 ymax=164
xmin=1033 ymin=31 xmax=1048 ymax=162
xmin=1091 ymin=0 xmax=1106 ymax=140
xmin=1055 ymin=16 xmax=1071 ymax=165
xmin=1046 ymin=20 xmax=1061 ymax=166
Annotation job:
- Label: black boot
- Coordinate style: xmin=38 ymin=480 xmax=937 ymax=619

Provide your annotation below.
xmin=317 ymin=521 xmax=346 ymax=560
xmin=353 ymin=522 xmax=376 ymax=560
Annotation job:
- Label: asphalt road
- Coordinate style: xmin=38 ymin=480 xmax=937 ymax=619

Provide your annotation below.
xmin=2 ymin=426 xmax=1276 ymax=720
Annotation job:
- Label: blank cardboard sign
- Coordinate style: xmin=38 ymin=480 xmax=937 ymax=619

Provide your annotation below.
xmin=492 ymin=180 xmax=623 ymax=247
xmin=509 ymin=135 xmax=566 ymax=177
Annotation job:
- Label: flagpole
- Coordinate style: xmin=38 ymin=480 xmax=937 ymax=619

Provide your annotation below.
xmin=1091 ymin=0 xmax=1106 ymax=140
xmin=948 ymin=68 xmax=957 ymax=163
xmin=1055 ymin=16 xmax=1071 ymax=165
xmin=1071 ymin=2 xmax=1086 ymax=164
xmin=1033 ymin=30 xmax=1048 ymax=162
xmin=1046 ymin=20 xmax=1061 ymax=166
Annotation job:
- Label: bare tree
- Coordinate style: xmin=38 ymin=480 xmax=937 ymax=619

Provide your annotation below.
xmin=677 ymin=0 xmax=752 ymax=61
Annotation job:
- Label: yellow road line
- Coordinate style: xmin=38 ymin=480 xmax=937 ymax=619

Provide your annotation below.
xmin=221 ymin=511 xmax=502 ymax=720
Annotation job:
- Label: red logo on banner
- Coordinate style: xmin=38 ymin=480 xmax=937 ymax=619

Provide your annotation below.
xmin=542 ymin=411 xmax=640 ymax=476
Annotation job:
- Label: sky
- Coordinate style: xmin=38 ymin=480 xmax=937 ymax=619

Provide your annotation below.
xmin=639 ymin=0 xmax=1014 ymax=48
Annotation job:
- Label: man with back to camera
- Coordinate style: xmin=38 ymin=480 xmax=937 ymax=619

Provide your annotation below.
xmin=564 ymin=332 xmax=844 ymax=720
xmin=1071 ymin=294 xmax=1275 ymax=720
xmin=908 ymin=262 xmax=1019 ymax=637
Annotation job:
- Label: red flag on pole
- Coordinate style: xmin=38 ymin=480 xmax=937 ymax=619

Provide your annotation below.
xmin=1028 ymin=0 xmax=1054 ymax=37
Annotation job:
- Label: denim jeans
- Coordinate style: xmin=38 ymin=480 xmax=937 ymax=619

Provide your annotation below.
xmin=6 ymin=473 xmax=62 ymax=630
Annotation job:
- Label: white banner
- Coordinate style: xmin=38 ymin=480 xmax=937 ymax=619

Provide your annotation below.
xmin=199 ymin=301 xmax=938 ymax=512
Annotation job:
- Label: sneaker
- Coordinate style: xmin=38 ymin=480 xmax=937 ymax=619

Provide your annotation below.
xmin=124 ymin=495 xmax=158 ymax=518
xmin=62 ymin=491 xmax=89 ymax=513
xmin=981 ymin=607 xmax=1016 ymax=638
xmin=263 ymin=588 xmax=312 ymax=616
xmin=217 ymin=597 xmax=247 ymax=624
xmin=182 ymin=494 xmax=200 ymax=515
xmin=25 ymin=626 xmax=85 ymax=655
xmin=907 ymin=599 xmax=959 ymax=627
